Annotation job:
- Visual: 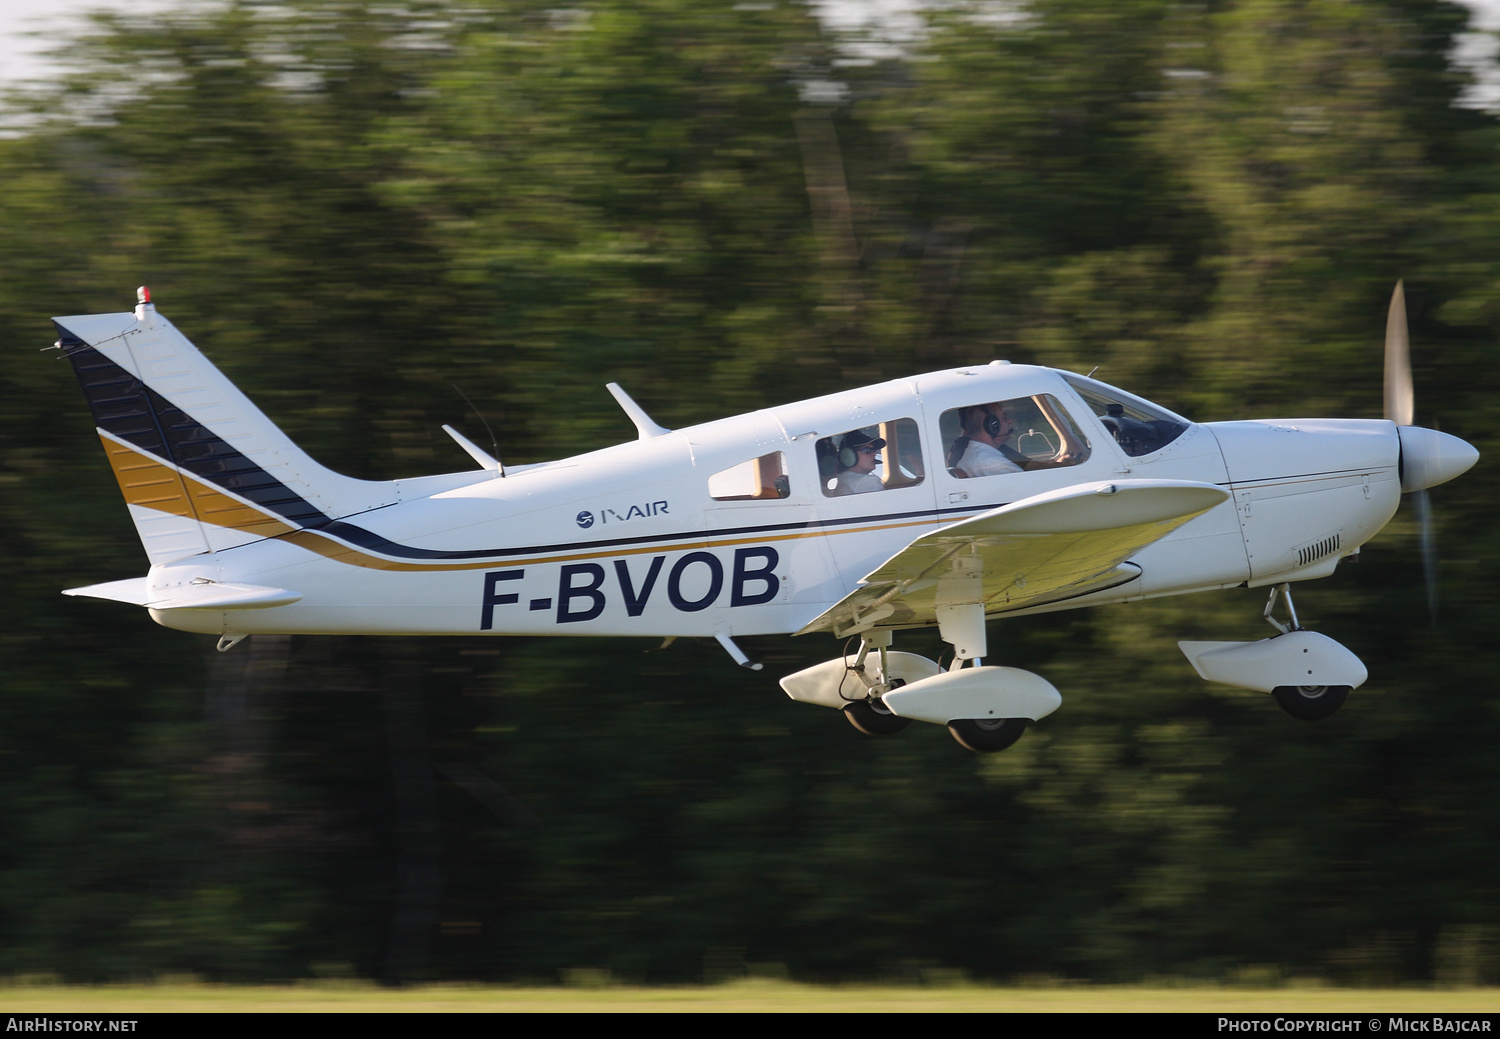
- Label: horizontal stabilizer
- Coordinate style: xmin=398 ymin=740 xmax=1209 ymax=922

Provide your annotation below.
xmin=65 ymin=578 xmax=301 ymax=611
xmin=63 ymin=577 xmax=151 ymax=605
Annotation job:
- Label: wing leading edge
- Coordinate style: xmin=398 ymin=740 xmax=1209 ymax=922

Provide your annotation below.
xmin=797 ymin=479 xmax=1231 ymax=637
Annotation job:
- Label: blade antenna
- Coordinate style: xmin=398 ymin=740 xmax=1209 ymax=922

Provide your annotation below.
xmin=606 ymin=383 xmax=671 ymax=440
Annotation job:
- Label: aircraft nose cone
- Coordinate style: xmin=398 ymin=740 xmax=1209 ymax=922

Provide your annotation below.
xmin=1398 ymin=426 xmax=1479 ymax=492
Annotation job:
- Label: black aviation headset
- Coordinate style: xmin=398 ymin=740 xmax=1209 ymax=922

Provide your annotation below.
xmin=838 ymin=429 xmax=885 ymax=469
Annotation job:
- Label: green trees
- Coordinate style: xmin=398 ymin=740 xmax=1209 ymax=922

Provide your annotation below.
xmin=1 ymin=0 xmax=1496 ymax=983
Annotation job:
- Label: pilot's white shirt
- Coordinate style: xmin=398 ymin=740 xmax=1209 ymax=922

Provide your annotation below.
xmin=955 ymin=439 xmax=1023 ymax=478
xmin=830 ymin=469 xmax=884 ymax=495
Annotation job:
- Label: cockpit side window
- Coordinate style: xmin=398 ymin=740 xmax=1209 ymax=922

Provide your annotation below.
xmin=817 ymin=418 xmax=925 ymax=497
xmin=941 ymin=395 xmax=1090 ymax=479
xmin=1062 ymin=374 xmax=1189 ymax=458
xmin=708 ymin=452 xmax=790 ymax=501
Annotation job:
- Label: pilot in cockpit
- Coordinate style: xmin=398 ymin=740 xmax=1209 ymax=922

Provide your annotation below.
xmin=828 ymin=428 xmax=886 ymax=495
xmin=947 ymin=403 xmax=1025 ymax=478
xmin=947 ymin=399 xmax=1087 ymax=478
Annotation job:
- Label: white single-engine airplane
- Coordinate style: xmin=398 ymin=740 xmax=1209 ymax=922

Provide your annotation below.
xmin=57 ymin=286 xmax=1477 ymax=752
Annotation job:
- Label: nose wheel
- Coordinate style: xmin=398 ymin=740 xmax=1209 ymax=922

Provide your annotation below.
xmin=1264 ymin=584 xmax=1352 ymax=721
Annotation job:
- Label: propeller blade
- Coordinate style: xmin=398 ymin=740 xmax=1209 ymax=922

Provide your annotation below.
xmin=1384 ymin=280 xmax=1414 ymax=426
xmin=1417 ymin=487 xmax=1438 ymax=627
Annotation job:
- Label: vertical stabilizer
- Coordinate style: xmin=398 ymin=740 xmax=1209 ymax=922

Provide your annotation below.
xmin=56 ymin=295 xmax=396 ymax=565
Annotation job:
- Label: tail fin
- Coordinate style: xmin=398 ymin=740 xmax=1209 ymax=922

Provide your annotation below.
xmin=56 ymin=293 xmax=396 ymax=565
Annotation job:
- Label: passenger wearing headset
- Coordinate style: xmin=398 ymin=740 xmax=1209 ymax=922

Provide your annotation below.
xmin=948 ymin=403 xmax=1024 ymax=478
xmin=829 ymin=428 xmax=886 ymax=495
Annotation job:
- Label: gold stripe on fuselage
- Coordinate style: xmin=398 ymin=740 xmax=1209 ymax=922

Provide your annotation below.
xmin=105 ymin=435 xmax=957 ymax=572
xmin=278 ymin=516 xmax=943 ymax=572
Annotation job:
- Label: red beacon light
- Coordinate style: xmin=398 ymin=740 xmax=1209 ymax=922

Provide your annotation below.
xmin=134 ymin=285 xmax=155 ymax=327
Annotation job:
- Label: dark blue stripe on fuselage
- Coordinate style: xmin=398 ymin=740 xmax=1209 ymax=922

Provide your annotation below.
xmin=295 ymin=506 xmax=967 ymax=562
xmin=58 ymin=321 xmax=1046 ymax=564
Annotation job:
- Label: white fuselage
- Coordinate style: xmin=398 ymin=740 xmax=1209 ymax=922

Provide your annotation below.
xmin=143 ymin=365 xmax=1403 ymax=639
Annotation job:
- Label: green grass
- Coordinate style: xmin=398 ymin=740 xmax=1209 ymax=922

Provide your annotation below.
xmin=0 ymin=980 xmax=1496 ymax=1013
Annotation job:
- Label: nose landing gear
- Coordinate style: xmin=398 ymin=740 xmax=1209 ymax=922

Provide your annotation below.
xmin=1178 ymin=583 xmax=1366 ymax=721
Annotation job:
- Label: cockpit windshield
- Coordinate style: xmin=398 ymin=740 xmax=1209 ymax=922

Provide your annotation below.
xmin=1062 ymin=373 xmax=1190 ymax=458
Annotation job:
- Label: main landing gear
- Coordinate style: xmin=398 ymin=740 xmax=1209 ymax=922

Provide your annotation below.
xmin=947 ymin=717 xmax=1029 ymax=754
xmin=836 ymin=631 xmax=911 ymax=736
xmin=1271 ymin=683 xmax=1350 ymax=722
xmin=842 ymin=694 xmax=911 ymax=736
xmin=1178 ymin=583 xmax=1366 ymax=721
xmin=778 ymin=630 xmax=933 ymax=738
xmin=778 ymin=605 xmax=1062 ymax=753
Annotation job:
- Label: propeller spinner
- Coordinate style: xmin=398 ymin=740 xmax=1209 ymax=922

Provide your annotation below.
xmin=1381 ymin=281 xmax=1478 ymax=623
xmin=1385 ymin=281 xmax=1477 ymax=490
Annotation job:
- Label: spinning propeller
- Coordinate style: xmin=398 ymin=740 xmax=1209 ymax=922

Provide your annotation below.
xmin=1381 ymin=281 xmax=1478 ymax=623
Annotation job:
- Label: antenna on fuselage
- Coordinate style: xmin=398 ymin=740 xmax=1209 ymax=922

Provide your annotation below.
xmin=447 ymin=384 xmax=504 ymax=476
xmin=606 ymin=382 xmax=671 ymax=440
xmin=443 ymin=424 xmax=503 ymax=476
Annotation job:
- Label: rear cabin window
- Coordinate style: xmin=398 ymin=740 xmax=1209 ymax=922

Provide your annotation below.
xmin=941 ymin=395 xmax=1091 ymax=479
xmin=817 ymin=418 xmax=925 ymax=497
xmin=1062 ymin=374 xmax=1189 ymax=458
xmin=708 ymin=451 xmax=790 ymax=501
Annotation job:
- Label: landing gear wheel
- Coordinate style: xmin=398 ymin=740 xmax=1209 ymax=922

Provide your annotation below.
xmin=947 ymin=717 xmax=1028 ymax=753
xmin=843 ymin=698 xmax=911 ymax=736
xmin=1271 ymin=684 xmax=1350 ymax=721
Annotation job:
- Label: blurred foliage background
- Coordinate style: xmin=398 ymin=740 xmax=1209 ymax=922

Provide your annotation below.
xmin=1 ymin=0 xmax=1498 ymax=985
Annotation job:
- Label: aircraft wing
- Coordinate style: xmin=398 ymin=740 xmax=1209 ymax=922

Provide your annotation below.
xmin=797 ymin=479 xmax=1230 ymax=637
